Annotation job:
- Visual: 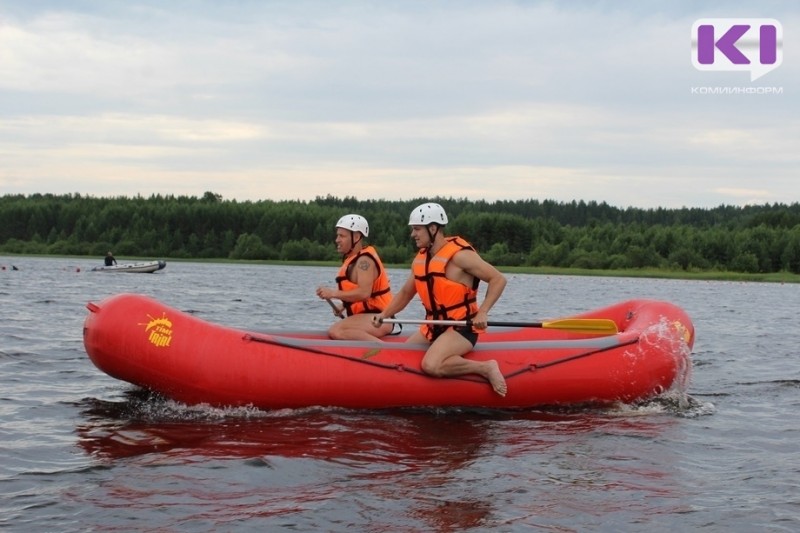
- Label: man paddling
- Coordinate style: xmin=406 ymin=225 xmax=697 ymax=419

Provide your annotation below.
xmin=316 ymin=214 xmax=395 ymax=341
xmin=372 ymin=202 xmax=508 ymax=396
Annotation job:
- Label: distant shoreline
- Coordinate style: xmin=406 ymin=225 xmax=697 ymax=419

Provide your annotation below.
xmin=5 ymin=254 xmax=798 ymax=284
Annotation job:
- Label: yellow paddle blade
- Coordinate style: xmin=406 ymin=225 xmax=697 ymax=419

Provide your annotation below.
xmin=540 ymin=318 xmax=619 ymax=335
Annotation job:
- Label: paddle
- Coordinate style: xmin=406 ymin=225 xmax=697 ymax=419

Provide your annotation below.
xmin=326 ymin=299 xmax=345 ymax=319
xmin=379 ymin=317 xmax=618 ymax=335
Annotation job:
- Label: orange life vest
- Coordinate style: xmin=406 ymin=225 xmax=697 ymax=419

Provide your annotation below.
xmin=335 ymin=245 xmax=393 ymax=316
xmin=411 ymin=236 xmax=481 ymax=340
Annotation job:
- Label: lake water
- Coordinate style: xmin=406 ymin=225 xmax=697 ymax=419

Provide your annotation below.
xmin=1 ymin=256 xmax=798 ymax=531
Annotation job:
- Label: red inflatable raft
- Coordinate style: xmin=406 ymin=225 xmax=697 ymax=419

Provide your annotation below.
xmin=82 ymin=293 xmax=694 ymax=410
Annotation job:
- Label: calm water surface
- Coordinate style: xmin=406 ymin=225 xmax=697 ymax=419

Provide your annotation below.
xmin=1 ymin=256 xmax=798 ymax=532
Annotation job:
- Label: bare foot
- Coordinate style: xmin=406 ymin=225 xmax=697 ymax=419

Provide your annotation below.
xmin=485 ymin=360 xmax=507 ymax=397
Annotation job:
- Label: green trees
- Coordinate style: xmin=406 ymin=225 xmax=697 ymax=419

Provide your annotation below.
xmin=1 ymin=192 xmax=799 ymax=274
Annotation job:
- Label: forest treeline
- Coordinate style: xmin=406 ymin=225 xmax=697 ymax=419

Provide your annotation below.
xmin=2 ymin=192 xmax=800 ymax=274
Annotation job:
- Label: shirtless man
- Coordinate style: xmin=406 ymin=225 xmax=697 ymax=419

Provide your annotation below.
xmin=372 ymin=202 xmax=508 ymax=396
xmin=316 ymin=214 xmax=394 ymax=341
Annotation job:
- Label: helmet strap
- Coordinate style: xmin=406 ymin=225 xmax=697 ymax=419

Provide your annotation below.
xmin=342 ymin=232 xmax=362 ymax=258
xmin=426 ymin=224 xmax=438 ymax=248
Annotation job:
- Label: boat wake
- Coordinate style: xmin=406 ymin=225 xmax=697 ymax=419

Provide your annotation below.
xmin=625 ymin=392 xmax=715 ymax=418
xmin=79 ymin=382 xmax=715 ymax=425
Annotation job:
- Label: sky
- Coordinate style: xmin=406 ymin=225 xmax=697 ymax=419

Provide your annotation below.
xmin=0 ymin=1 xmax=797 ymax=209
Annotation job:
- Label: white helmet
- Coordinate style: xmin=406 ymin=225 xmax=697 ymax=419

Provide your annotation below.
xmin=335 ymin=214 xmax=369 ymax=237
xmin=408 ymin=202 xmax=448 ymax=226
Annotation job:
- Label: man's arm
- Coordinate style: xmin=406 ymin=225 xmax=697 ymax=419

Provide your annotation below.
xmin=453 ymin=249 xmax=507 ymax=328
xmin=374 ymin=274 xmax=416 ymax=322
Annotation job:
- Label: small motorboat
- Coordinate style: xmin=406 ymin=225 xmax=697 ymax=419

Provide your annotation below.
xmin=90 ymin=260 xmax=166 ymax=273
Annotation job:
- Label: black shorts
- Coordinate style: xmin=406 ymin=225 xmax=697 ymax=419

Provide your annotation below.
xmin=431 ymin=325 xmax=478 ymax=347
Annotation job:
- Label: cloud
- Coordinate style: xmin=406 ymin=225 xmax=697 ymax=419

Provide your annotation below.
xmin=0 ymin=1 xmax=797 ymax=208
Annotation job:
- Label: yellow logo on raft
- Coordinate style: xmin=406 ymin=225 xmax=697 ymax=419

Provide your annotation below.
xmin=673 ymin=320 xmax=691 ymax=344
xmin=141 ymin=313 xmax=173 ymax=347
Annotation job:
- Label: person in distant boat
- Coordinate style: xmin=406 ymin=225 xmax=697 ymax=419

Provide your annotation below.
xmin=104 ymin=252 xmax=117 ymax=266
xmin=372 ymin=202 xmax=508 ymax=397
xmin=316 ymin=214 xmax=395 ymax=341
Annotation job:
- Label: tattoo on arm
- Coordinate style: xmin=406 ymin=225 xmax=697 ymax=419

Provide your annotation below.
xmin=357 ymin=259 xmax=371 ymax=271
